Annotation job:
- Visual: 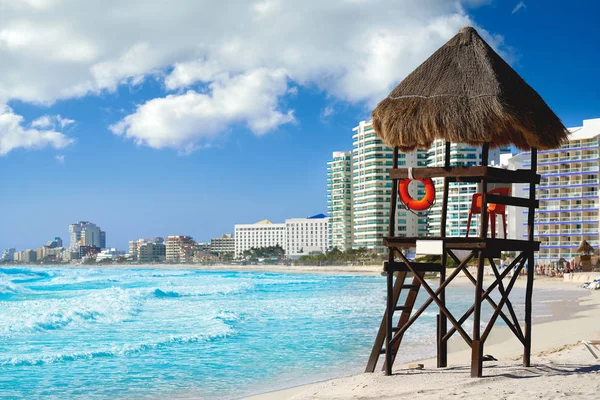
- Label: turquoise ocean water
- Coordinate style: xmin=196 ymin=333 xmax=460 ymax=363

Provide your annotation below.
xmin=0 ymin=267 xmax=534 ymax=399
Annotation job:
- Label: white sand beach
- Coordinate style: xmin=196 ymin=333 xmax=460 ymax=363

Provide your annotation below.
xmin=245 ymin=275 xmax=600 ymax=400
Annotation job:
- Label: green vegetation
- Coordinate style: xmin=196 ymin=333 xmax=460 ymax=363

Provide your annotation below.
xmin=242 ymin=245 xmax=285 ymax=263
xmin=295 ymin=247 xmax=383 ymax=265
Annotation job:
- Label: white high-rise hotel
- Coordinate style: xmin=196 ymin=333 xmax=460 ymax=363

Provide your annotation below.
xmin=515 ymin=118 xmax=600 ymax=263
xmin=351 ymin=120 xmax=428 ymax=254
xmin=328 ymin=120 xmax=512 ymax=253
xmin=69 ymin=221 xmax=106 ymax=249
xmin=327 ymin=151 xmax=353 ymax=250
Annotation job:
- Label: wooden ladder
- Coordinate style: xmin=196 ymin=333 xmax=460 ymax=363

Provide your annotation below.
xmin=365 ymin=270 xmax=424 ymax=373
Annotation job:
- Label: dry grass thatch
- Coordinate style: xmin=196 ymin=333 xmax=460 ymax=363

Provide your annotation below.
xmin=578 ymin=240 xmax=594 ymax=255
xmin=371 ymin=27 xmax=569 ymax=151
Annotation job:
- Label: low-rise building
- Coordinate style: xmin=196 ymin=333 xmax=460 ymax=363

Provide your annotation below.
xmin=23 ymin=249 xmax=37 ymax=263
xmin=79 ymin=246 xmax=101 ymax=259
xmin=210 ymin=234 xmax=235 ymax=255
xmin=138 ymin=242 xmax=166 ymax=263
xmin=96 ymin=248 xmax=126 ymax=262
xmin=235 ymin=220 xmax=286 ymax=257
xmin=166 ymin=236 xmax=195 ymax=262
xmin=129 ymin=237 xmax=165 ymax=261
xmin=285 ymin=214 xmax=329 ymax=259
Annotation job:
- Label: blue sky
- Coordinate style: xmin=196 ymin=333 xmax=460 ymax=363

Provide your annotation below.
xmin=1 ymin=0 xmax=599 ymax=251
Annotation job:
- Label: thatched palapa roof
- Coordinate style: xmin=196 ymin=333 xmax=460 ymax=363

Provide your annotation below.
xmin=577 ymin=240 xmax=594 ymax=255
xmin=371 ymin=27 xmax=569 ymax=151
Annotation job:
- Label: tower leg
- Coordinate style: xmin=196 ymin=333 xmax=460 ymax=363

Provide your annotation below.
xmin=523 ymin=250 xmax=534 ymax=367
xmin=437 ymin=251 xmax=448 ymax=368
xmin=385 ymin=269 xmax=394 ymax=375
xmin=471 ymin=250 xmax=485 ymax=377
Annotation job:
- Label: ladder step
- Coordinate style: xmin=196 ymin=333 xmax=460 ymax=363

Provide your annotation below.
xmin=401 ymin=284 xmax=419 ymax=290
xmin=394 ymin=306 xmax=410 ymax=312
xmin=392 ymin=327 xmax=401 ymax=333
xmin=380 ymin=349 xmax=386 ymax=354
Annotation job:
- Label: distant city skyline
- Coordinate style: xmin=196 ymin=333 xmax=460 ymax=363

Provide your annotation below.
xmin=1 ymin=2 xmax=599 ymax=251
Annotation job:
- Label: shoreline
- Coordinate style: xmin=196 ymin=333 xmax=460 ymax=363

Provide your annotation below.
xmin=243 ymin=278 xmax=600 ymax=400
xmin=4 ymin=263 xmax=388 ymax=276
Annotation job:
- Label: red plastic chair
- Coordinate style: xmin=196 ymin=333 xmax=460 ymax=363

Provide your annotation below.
xmin=487 ymin=187 xmax=511 ymax=239
xmin=466 ymin=188 xmax=511 ymax=238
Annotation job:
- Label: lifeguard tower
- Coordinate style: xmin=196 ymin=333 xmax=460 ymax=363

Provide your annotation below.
xmin=365 ymin=27 xmax=569 ymax=377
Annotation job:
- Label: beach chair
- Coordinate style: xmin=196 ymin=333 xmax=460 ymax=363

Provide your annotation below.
xmin=466 ymin=188 xmax=511 ymax=238
xmin=583 ymin=340 xmax=600 ymax=361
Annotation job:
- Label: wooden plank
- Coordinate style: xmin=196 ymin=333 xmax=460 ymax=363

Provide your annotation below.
xmin=386 ymin=261 xmax=443 ymax=272
xmin=486 ymin=239 xmax=540 ymax=253
xmin=382 ymin=237 xmax=539 ymax=252
xmin=389 ymin=166 xmax=540 ymax=184
xmin=390 ymin=166 xmax=487 ymax=180
xmin=487 ymin=167 xmax=541 ymax=184
xmin=383 ymin=236 xmax=484 ymax=247
xmin=487 ymin=194 xmax=539 ymax=208
xmin=382 ymin=237 xmax=418 ymax=247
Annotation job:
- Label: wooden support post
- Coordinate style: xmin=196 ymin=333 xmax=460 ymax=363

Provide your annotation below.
xmin=471 ymin=142 xmax=489 ymax=378
xmin=385 ymin=266 xmax=394 ymax=376
xmin=524 ymin=147 xmax=537 ymax=367
xmin=438 ymin=141 xmax=451 ymax=368
xmin=385 ymin=147 xmax=400 ymax=376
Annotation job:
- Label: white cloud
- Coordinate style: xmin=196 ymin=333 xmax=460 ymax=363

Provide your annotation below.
xmin=0 ymin=105 xmax=74 ymax=156
xmin=321 ymin=106 xmax=335 ymax=118
xmin=165 ymin=59 xmax=223 ymax=91
xmin=512 ymin=1 xmax=526 ymax=14
xmin=110 ymin=68 xmax=294 ymax=151
xmin=0 ymin=1 xmax=508 ymax=151
xmin=30 ymin=115 xmax=53 ymax=129
xmin=31 ymin=114 xmax=75 ymax=129
xmin=55 ymin=154 xmax=65 ymax=164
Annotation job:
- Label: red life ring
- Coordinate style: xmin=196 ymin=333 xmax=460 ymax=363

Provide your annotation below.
xmin=398 ymin=178 xmax=436 ymax=211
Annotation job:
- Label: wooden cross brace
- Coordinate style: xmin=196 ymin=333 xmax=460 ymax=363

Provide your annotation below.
xmin=396 ymin=251 xmax=473 ymax=347
xmin=443 ymin=251 xmax=527 ymax=343
xmin=386 ymin=248 xmax=476 ymax=349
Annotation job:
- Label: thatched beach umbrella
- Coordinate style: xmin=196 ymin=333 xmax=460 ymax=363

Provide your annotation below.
xmin=371 ymin=26 xmax=569 ymax=151
xmin=577 ymin=240 xmax=594 ymax=255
